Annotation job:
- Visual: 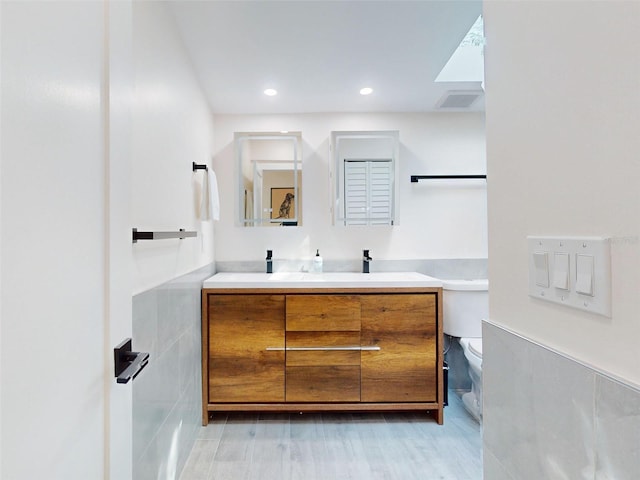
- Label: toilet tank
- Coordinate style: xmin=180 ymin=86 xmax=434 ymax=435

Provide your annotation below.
xmin=442 ymin=279 xmax=488 ymax=338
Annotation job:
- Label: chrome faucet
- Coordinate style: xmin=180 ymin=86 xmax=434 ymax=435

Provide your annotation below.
xmin=363 ymin=249 xmax=372 ymax=273
xmin=266 ymin=250 xmax=273 ymax=274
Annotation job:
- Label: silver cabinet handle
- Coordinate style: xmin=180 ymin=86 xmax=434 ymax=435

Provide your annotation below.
xmin=266 ymin=346 xmax=380 ymax=351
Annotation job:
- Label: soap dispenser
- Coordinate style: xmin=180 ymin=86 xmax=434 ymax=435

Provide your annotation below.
xmin=312 ymin=249 xmax=323 ymax=273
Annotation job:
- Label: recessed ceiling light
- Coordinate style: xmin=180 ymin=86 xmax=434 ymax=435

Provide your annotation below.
xmin=360 ymin=87 xmax=373 ymax=95
xmin=264 ymin=88 xmax=278 ymax=96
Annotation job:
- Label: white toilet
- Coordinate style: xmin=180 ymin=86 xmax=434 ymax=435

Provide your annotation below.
xmin=442 ymin=279 xmax=488 ymax=422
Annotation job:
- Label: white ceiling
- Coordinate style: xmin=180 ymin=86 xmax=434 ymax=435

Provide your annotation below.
xmin=168 ymin=1 xmax=483 ymax=115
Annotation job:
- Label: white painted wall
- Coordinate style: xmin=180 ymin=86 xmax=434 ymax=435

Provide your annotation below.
xmin=1 ymin=1 xmax=107 ymax=478
xmin=484 ymin=1 xmax=640 ymax=383
xmin=213 ymin=113 xmax=487 ymax=263
xmin=132 ymin=1 xmax=215 ymax=294
xmin=107 ymin=1 xmax=134 ymax=479
xmin=0 ymin=2 xmax=4 ymax=475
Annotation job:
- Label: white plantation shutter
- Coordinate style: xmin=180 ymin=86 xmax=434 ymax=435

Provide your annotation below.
xmin=369 ymin=160 xmax=393 ymax=225
xmin=344 ymin=161 xmax=367 ymax=225
xmin=344 ymin=159 xmax=393 ymax=225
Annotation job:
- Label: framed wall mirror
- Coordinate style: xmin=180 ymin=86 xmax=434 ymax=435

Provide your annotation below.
xmin=331 ymin=131 xmax=399 ymax=226
xmin=236 ymin=132 xmax=302 ymax=227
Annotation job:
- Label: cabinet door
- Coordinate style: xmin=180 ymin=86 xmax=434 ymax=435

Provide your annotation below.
xmin=208 ymin=294 xmax=285 ymax=402
xmin=361 ymin=294 xmax=437 ymax=402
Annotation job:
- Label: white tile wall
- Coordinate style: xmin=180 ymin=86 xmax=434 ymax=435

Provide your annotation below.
xmin=483 ymin=322 xmax=640 ymax=480
xmin=594 ymin=376 xmax=640 ymax=479
xmin=132 ymin=264 xmax=215 ymax=480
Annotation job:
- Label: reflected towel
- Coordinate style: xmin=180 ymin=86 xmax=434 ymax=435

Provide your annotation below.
xmin=208 ymin=169 xmax=220 ymax=221
xmin=198 ymin=169 xmax=220 ymax=221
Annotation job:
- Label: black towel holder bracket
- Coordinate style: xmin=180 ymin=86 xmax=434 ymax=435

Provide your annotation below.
xmin=192 ymin=162 xmax=208 ymax=172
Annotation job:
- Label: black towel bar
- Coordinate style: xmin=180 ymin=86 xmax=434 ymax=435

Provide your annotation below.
xmin=411 ymin=174 xmax=487 ymax=182
xmin=132 ymin=228 xmax=197 ymax=243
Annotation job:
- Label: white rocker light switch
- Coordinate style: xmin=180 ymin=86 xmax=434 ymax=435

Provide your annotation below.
xmin=553 ymin=253 xmax=570 ymax=290
xmin=533 ymin=252 xmax=549 ymax=288
xmin=576 ymin=254 xmax=595 ymax=296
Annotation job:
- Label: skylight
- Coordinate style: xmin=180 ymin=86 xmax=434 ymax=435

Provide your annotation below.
xmin=435 ymin=15 xmax=485 ymax=84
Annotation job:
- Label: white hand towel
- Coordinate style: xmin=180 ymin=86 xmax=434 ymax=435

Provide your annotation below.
xmin=197 ymin=168 xmax=220 ymax=221
xmin=198 ymin=169 xmax=210 ymax=221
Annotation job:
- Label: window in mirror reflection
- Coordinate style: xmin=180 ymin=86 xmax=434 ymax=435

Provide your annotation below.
xmin=235 ymin=132 xmax=302 ymax=227
xmin=344 ymin=158 xmax=393 ymax=225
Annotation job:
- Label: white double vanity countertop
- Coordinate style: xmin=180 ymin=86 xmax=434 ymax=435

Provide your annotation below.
xmin=203 ymin=271 xmax=442 ymax=289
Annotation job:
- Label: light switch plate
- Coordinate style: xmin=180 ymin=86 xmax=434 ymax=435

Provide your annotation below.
xmin=527 ymin=236 xmax=611 ymax=317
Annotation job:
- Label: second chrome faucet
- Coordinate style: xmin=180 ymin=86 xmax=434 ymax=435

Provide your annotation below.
xmin=266 ymin=250 xmax=273 ymax=273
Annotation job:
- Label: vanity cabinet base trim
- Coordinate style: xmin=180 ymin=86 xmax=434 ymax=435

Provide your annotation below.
xmin=207 ymin=402 xmax=443 ymax=424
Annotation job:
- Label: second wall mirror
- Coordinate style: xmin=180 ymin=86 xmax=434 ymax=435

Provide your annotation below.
xmin=331 ymin=130 xmax=399 ymax=226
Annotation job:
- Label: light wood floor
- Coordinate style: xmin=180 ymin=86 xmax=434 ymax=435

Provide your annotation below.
xmin=180 ymin=392 xmax=482 ymax=480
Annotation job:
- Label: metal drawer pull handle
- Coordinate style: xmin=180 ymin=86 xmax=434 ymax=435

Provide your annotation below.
xmin=266 ymin=346 xmax=380 ymax=351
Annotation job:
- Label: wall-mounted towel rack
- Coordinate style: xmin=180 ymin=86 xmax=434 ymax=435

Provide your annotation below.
xmin=410 ymin=174 xmax=487 ymax=183
xmin=192 ymin=162 xmax=208 ymax=172
xmin=132 ymin=228 xmax=197 ymax=243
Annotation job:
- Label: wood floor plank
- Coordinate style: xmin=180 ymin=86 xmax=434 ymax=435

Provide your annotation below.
xmin=246 ymin=413 xmax=291 ymax=480
xmin=199 ymin=413 xmax=228 ymax=440
xmin=212 ymin=413 xmax=257 ymax=463
xmin=289 ymin=413 xmax=335 ymax=480
xmin=178 ymin=439 xmax=217 ymax=480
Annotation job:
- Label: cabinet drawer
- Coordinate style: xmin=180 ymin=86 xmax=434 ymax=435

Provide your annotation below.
xmin=286 ymin=331 xmax=361 ymax=366
xmin=286 ymin=366 xmax=360 ymax=402
xmin=286 ymin=295 xmax=361 ymax=331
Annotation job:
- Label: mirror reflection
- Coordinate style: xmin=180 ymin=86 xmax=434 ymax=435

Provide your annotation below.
xmin=236 ymin=132 xmax=302 ymax=227
xmin=331 ymin=131 xmax=399 ymax=226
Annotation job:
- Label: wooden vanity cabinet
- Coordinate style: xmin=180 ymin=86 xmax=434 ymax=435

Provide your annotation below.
xmin=202 ymin=287 xmax=443 ymax=426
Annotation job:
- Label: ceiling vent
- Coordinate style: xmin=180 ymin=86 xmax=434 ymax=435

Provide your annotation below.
xmin=436 ymin=90 xmax=483 ymax=109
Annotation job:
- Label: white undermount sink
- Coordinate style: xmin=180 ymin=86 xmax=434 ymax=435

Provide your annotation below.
xmin=202 ymin=271 xmax=442 ymax=289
